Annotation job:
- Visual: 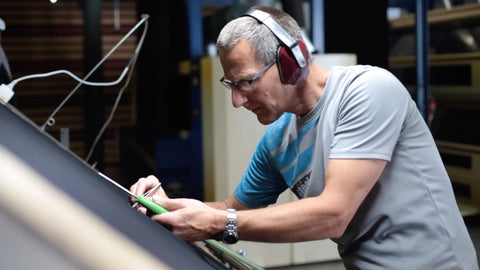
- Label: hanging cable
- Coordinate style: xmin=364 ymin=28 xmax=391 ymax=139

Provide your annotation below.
xmin=8 ymin=67 xmax=129 ymax=89
xmin=85 ymin=18 xmax=148 ymax=163
xmin=39 ymin=14 xmax=149 ymax=130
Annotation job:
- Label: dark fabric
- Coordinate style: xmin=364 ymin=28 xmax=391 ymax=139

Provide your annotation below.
xmin=0 ymin=103 xmax=227 ymax=270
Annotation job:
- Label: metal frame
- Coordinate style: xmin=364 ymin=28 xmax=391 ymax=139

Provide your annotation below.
xmin=415 ymin=0 xmax=430 ymax=122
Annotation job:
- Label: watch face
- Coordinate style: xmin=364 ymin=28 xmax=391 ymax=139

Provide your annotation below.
xmin=224 ymin=231 xmax=238 ymax=244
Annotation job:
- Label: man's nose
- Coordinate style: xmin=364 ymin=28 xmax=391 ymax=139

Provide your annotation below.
xmin=231 ymin=88 xmax=248 ymax=108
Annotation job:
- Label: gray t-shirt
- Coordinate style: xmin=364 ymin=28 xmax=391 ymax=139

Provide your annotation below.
xmin=234 ymin=65 xmax=478 ymax=269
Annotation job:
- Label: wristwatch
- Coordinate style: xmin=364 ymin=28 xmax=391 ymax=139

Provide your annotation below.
xmin=222 ymin=208 xmax=239 ymax=244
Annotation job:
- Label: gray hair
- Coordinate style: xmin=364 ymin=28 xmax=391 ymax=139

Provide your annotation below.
xmin=216 ymin=6 xmax=306 ymax=66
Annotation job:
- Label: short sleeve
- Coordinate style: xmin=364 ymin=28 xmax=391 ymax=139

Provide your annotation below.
xmin=330 ymin=68 xmax=410 ymax=161
xmin=234 ymin=132 xmax=289 ymax=208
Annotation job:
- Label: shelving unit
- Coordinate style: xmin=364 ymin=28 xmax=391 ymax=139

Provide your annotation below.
xmin=389 ymin=2 xmax=480 ymax=213
xmin=390 ymin=2 xmax=480 ymax=30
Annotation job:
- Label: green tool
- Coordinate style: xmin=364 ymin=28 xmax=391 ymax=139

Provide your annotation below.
xmin=98 ymin=172 xmax=168 ymax=214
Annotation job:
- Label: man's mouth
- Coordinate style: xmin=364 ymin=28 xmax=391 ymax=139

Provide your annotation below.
xmin=250 ymin=107 xmax=261 ymax=113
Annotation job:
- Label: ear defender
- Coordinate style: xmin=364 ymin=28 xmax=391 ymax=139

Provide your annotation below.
xmin=243 ymin=9 xmax=309 ymax=85
xmin=277 ymin=39 xmax=308 ymax=84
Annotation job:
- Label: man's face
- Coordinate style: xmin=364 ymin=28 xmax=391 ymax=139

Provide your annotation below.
xmin=219 ymin=40 xmax=287 ymax=125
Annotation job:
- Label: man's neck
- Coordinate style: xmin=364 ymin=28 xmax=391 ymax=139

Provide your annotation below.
xmin=292 ymin=65 xmax=328 ymax=117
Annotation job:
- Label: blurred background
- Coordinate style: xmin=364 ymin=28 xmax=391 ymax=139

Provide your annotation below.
xmin=1 ymin=1 xmax=480 ymax=267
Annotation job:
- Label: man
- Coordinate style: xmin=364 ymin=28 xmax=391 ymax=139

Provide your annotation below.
xmin=131 ymin=6 xmax=478 ymax=269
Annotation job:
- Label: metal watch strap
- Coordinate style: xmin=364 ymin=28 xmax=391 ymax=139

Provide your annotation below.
xmin=222 ymin=208 xmax=238 ymax=244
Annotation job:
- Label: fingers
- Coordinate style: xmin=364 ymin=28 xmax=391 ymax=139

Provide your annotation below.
xmin=149 ymin=198 xmax=221 ymax=242
xmin=134 ymin=195 xmax=171 ymax=218
xmin=151 ymin=211 xmax=175 ymax=230
xmin=152 ymin=196 xmax=181 ymax=211
xmin=130 ymin=175 xmax=160 ymax=196
xmin=129 ymin=175 xmax=165 ymax=211
xmin=137 ymin=206 xmax=148 ymax=215
xmin=154 ymin=186 xmax=168 ymax=199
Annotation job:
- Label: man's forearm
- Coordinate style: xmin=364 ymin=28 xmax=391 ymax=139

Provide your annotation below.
xmin=205 ymin=194 xmax=252 ymax=211
xmin=205 ymin=201 xmax=228 ymax=210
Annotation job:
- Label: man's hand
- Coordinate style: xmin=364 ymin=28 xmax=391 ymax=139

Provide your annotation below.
xmin=151 ymin=197 xmax=225 ymax=242
xmin=130 ymin=175 xmax=168 ymax=215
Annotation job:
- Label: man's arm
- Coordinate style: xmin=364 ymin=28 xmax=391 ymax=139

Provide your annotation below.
xmin=235 ymin=158 xmax=386 ymax=242
xmin=152 ymin=158 xmax=386 ymax=242
xmin=205 ymin=194 xmax=254 ymax=211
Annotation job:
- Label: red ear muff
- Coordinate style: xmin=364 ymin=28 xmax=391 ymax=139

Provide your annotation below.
xmin=242 ymin=9 xmax=310 ymax=85
xmin=277 ymin=40 xmax=309 ymax=85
